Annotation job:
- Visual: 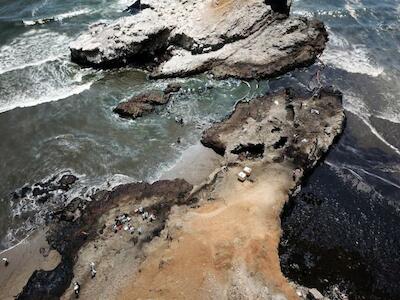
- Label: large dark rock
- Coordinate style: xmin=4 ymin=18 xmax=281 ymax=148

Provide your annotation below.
xmin=124 ymin=0 xmax=152 ymax=15
xmin=163 ymin=83 xmax=182 ymax=95
xmin=113 ymin=85 xmax=182 ymax=120
xmin=58 ymin=175 xmax=78 ymax=190
xmin=113 ymin=91 xmax=168 ymax=119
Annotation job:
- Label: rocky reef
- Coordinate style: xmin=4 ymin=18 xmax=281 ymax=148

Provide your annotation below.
xmin=69 ymin=0 xmax=327 ymax=79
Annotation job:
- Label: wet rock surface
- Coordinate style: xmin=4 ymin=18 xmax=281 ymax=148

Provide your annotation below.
xmin=279 ymin=161 xmax=400 ymax=300
xmin=70 ymin=0 xmax=327 ymax=79
xmin=113 ymin=83 xmax=181 ymax=119
xmin=10 ymin=171 xmax=79 ymax=227
xmin=12 ymin=172 xmax=78 ymax=203
xmin=16 ymin=179 xmax=192 ymax=299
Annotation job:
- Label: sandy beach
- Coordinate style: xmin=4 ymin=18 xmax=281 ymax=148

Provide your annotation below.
xmin=58 ymin=162 xmax=299 ymax=300
xmin=0 ymin=230 xmax=60 ymax=300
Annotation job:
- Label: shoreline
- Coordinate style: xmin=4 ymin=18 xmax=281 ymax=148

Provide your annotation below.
xmin=0 ymin=229 xmax=61 ymax=300
xmin=0 ymin=142 xmax=220 ymax=299
xmin=160 ymin=142 xmax=223 ymax=186
xmin=12 ymin=88 xmax=344 ymax=299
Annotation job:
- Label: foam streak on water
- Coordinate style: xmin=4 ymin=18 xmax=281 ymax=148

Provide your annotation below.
xmin=343 ymin=93 xmax=400 ymax=156
xmin=0 ymin=81 xmax=94 ymax=113
xmin=321 ymin=30 xmax=384 ymax=77
xmin=326 ymin=161 xmax=400 ymax=191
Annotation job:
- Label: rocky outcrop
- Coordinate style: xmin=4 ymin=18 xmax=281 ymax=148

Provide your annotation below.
xmin=70 ymin=0 xmax=327 ymax=79
xmin=17 ymin=179 xmax=193 ymax=299
xmin=114 ymin=87 xmax=345 ymax=300
xmin=16 ymin=87 xmax=345 ymax=299
xmin=11 ymin=172 xmax=78 ymax=213
xmin=113 ymin=83 xmax=181 ymax=119
xmin=201 ymin=87 xmax=345 ymax=174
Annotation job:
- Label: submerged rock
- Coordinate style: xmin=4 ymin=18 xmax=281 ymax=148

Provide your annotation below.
xmin=113 ymin=84 xmax=181 ymax=119
xmin=113 ymin=91 xmax=167 ymax=119
xmin=58 ymin=174 xmax=78 ymax=189
xmin=163 ymin=82 xmax=182 ymax=95
xmin=69 ymin=0 xmax=327 ymax=79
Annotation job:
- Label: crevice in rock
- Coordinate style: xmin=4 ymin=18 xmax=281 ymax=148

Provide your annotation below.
xmin=231 ymin=143 xmax=265 ymax=159
xmin=285 ymin=104 xmax=295 ymax=121
xmin=273 ymin=136 xmax=288 ymax=149
xmin=265 ymin=0 xmax=291 ymax=16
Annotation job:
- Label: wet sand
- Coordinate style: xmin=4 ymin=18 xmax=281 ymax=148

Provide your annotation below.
xmin=0 ymin=229 xmax=61 ymax=300
xmin=161 ymin=142 xmax=222 ymax=185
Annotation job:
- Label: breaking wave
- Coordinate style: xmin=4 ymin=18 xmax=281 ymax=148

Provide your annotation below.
xmin=0 ymin=58 xmax=100 ymax=113
xmin=321 ymin=31 xmax=384 ymax=77
xmin=22 ymin=8 xmax=93 ymax=26
xmin=0 ymin=81 xmax=94 ymax=114
xmin=0 ymin=29 xmax=70 ymax=75
xmin=0 ymin=29 xmax=103 ymax=113
xmin=343 ymin=93 xmax=400 ymax=156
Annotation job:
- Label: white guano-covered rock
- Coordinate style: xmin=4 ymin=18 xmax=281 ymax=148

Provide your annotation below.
xmin=70 ymin=0 xmax=327 ymax=79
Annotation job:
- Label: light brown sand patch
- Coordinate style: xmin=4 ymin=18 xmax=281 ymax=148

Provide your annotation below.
xmin=0 ymin=230 xmax=61 ymax=300
xmin=118 ymin=163 xmax=299 ymax=299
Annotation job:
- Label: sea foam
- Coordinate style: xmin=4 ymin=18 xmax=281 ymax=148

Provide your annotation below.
xmin=321 ymin=31 xmax=384 ymax=77
xmin=0 ymin=29 xmax=70 ymax=75
xmin=22 ymin=8 xmax=93 ymax=26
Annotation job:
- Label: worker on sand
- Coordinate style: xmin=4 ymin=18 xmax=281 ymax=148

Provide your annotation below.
xmin=73 ymin=282 xmax=80 ymax=298
xmin=2 ymin=257 xmax=9 ymax=266
xmin=90 ymin=262 xmax=97 ymax=278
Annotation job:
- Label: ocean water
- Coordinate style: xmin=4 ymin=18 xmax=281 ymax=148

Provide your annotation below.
xmin=278 ymin=0 xmax=400 ymax=299
xmin=0 ymin=0 xmax=399 ymax=297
